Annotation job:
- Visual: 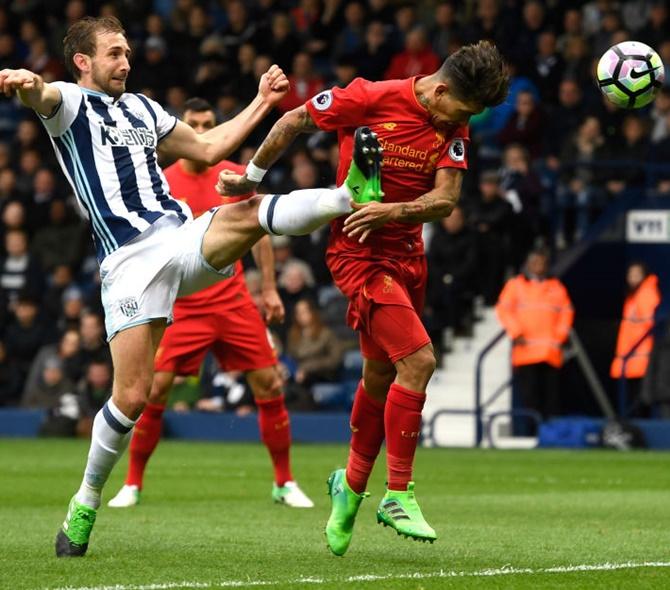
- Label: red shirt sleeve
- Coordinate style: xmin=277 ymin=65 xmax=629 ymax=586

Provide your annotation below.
xmin=437 ymin=127 xmax=470 ymax=170
xmin=305 ymin=77 xmax=371 ymax=131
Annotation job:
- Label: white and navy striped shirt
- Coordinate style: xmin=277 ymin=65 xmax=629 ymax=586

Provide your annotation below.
xmin=38 ymin=82 xmax=192 ymax=262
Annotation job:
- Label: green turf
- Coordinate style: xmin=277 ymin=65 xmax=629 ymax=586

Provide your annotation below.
xmin=1 ymin=439 xmax=669 ymax=589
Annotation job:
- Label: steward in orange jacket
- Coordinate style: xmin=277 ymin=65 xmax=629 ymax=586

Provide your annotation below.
xmin=496 ymin=255 xmax=574 ymax=369
xmin=610 ymin=267 xmax=661 ymax=379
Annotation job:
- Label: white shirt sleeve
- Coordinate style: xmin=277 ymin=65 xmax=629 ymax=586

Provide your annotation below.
xmin=142 ymin=94 xmax=177 ymax=141
xmin=38 ymin=81 xmax=83 ymax=137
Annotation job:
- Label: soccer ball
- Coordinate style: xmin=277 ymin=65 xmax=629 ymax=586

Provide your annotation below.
xmin=597 ymin=41 xmax=665 ymax=109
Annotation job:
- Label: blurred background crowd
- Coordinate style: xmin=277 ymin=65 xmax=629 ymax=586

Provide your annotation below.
xmin=0 ymin=0 xmax=668 ymax=420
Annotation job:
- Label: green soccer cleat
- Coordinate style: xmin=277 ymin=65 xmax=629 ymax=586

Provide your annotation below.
xmin=344 ymin=126 xmax=384 ymax=204
xmin=376 ymin=482 xmax=437 ymax=543
xmin=55 ymin=496 xmax=97 ymax=557
xmin=324 ymin=468 xmax=369 ymax=556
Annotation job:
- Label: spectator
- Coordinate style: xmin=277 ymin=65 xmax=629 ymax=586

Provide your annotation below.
xmin=21 ymin=353 xmax=76 ymax=410
xmin=357 ymin=20 xmax=392 ymax=82
xmin=263 ymin=12 xmax=298 ymax=74
xmin=499 ymin=144 xmax=544 ymax=266
xmin=333 ymin=1 xmax=366 ymax=59
xmin=24 ymin=328 xmax=82 ymax=398
xmin=384 ymin=25 xmax=440 ymax=81
xmin=531 ymin=31 xmax=565 ymax=105
xmin=286 ymin=298 xmax=344 ymax=390
xmin=610 ymin=262 xmax=661 ymax=417
xmin=31 ymin=200 xmax=83 ymax=273
xmin=496 ymin=249 xmax=574 ymax=424
xmin=0 ymin=340 xmax=22 ymax=406
xmin=545 ymin=78 xmax=587 ymax=158
xmin=470 ymin=170 xmax=513 ymax=306
xmin=5 ymin=293 xmax=53 ymax=388
xmin=77 ymin=357 xmax=113 ymax=424
xmin=555 ymin=116 xmax=606 ymax=247
xmin=498 ymin=90 xmax=545 ymax=159
xmin=0 ymin=229 xmax=43 ymax=307
xmin=78 ymin=311 xmax=110 ymax=367
xmin=594 ymin=115 xmax=650 ymax=196
xmin=431 ymin=1 xmax=463 ymax=60
xmin=426 ymin=206 xmax=477 ymax=350
xmin=277 ymin=258 xmax=317 ymax=339
xmin=278 ymin=52 xmax=324 ymax=114
xmin=27 ymin=168 xmax=61 ymax=234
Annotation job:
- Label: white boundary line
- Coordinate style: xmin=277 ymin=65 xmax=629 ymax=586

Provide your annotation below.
xmin=47 ymin=561 xmax=670 ymax=590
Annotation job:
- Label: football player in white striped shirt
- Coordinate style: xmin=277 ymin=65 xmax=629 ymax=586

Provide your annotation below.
xmin=0 ymin=15 xmax=376 ymax=557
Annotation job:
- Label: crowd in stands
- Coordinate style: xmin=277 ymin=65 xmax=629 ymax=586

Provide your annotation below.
xmin=0 ymin=0 xmax=668 ymax=416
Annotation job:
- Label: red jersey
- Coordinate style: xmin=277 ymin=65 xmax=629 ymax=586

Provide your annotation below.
xmin=305 ymin=77 xmax=469 ymax=260
xmin=163 ymin=160 xmax=251 ymax=312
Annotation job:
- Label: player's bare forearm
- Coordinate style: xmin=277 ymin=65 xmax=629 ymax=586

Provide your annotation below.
xmin=393 ymin=189 xmax=459 ymax=223
xmin=0 ymin=69 xmax=60 ymax=116
xmin=252 ymin=106 xmax=318 ymax=169
xmin=251 ymin=235 xmax=277 ymax=291
xmin=394 ymin=168 xmax=463 ymax=223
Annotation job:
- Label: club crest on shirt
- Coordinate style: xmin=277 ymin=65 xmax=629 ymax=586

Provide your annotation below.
xmin=118 ymin=296 xmax=139 ymax=318
xmin=381 ymin=122 xmax=397 ymax=130
xmin=312 ymin=90 xmax=333 ymax=111
xmin=448 ymin=138 xmax=465 ymax=162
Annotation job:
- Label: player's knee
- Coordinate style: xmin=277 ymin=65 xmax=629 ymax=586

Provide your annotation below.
xmin=400 ymin=346 xmax=436 ymax=380
xmin=363 ymin=363 xmax=396 ymax=398
xmin=249 ymin=367 xmax=283 ymax=401
xmin=147 ymin=372 xmax=173 ymax=405
xmin=117 ymin=379 xmax=153 ymax=414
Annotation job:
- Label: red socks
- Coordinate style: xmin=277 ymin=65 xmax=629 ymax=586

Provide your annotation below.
xmin=256 ymin=395 xmax=293 ymax=486
xmin=384 ymin=383 xmax=426 ymax=491
xmin=126 ymin=403 xmax=165 ymax=489
xmin=345 ymin=381 xmax=386 ymax=494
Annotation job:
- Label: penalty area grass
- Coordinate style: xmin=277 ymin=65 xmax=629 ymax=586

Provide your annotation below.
xmin=1 ymin=439 xmax=669 ymax=589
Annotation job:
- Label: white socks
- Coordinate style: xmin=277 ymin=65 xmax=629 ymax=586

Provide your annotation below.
xmin=258 ymin=185 xmax=351 ymax=235
xmin=76 ymin=399 xmax=135 ymax=509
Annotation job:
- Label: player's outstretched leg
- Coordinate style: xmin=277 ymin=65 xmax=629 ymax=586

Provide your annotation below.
xmin=376 ymin=481 xmax=436 ymax=543
xmin=256 ymin=126 xmax=383 ymax=237
xmin=344 ymin=126 xmax=384 ymax=204
xmin=324 ymin=468 xmax=369 ymax=556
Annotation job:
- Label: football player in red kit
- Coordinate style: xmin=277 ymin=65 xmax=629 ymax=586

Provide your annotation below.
xmin=108 ymin=98 xmax=313 ymax=509
xmin=221 ymin=41 xmax=509 ymax=554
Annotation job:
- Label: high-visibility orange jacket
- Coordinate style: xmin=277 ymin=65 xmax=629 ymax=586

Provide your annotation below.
xmin=496 ymin=275 xmax=574 ymax=368
xmin=610 ymin=274 xmax=661 ymax=379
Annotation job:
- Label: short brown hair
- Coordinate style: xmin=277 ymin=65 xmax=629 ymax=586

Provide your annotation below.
xmin=63 ymin=16 xmax=126 ymax=80
xmin=439 ymin=41 xmax=510 ymax=108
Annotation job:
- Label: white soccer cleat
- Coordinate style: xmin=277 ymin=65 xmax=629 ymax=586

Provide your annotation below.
xmin=272 ymin=481 xmax=315 ymax=508
xmin=107 ymin=484 xmax=140 ymax=508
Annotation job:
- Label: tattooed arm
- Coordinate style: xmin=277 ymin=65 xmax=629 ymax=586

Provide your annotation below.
xmin=217 ymin=105 xmax=318 ymax=195
xmin=343 ymin=168 xmax=463 ymax=242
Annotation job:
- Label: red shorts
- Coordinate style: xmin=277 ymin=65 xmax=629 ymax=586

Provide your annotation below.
xmin=154 ymin=299 xmax=276 ymax=375
xmin=327 ymin=255 xmax=430 ymax=363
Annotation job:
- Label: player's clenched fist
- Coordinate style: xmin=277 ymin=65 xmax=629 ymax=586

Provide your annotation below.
xmin=0 ymin=68 xmax=42 ymax=97
xmin=216 ymin=169 xmax=257 ymax=196
xmin=258 ymin=64 xmax=289 ymax=107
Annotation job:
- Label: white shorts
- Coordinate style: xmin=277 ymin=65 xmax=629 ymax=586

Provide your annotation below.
xmin=100 ymin=210 xmax=233 ymax=340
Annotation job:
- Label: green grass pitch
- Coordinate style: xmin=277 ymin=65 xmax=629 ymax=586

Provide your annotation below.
xmin=1 ymin=439 xmax=669 ymax=589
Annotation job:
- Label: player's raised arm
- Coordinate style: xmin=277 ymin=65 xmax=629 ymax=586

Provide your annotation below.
xmin=217 ymin=104 xmax=319 ymax=196
xmin=0 ymin=68 xmax=61 ymax=117
xmin=343 ymin=168 xmax=464 ymax=242
xmin=159 ymin=64 xmax=289 ymax=165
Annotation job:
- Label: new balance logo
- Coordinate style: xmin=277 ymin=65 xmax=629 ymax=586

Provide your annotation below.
xmin=351 ymin=185 xmax=360 ymax=194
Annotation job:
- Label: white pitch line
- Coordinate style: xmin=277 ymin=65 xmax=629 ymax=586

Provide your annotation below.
xmin=46 ymin=561 xmax=670 ymax=590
